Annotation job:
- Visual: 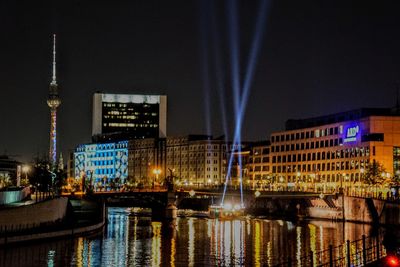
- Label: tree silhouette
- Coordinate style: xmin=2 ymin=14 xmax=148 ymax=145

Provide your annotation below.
xmin=363 ymin=161 xmax=388 ymax=186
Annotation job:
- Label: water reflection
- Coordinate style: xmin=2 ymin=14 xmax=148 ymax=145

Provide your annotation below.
xmin=0 ymin=208 xmax=375 ymax=267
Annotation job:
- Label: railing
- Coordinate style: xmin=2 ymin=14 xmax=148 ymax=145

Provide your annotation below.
xmin=275 ymin=234 xmax=386 ymax=267
xmin=348 ymin=190 xmax=400 ymax=202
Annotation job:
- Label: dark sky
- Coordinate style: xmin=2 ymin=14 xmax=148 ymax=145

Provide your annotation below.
xmin=1 ymin=0 xmax=399 ymax=162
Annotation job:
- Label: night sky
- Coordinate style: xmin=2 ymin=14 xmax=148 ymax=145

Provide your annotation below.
xmin=1 ymin=0 xmax=399 ymax=162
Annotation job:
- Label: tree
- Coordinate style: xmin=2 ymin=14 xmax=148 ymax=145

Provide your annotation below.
xmin=389 ymin=175 xmax=400 ymax=189
xmin=363 ymin=161 xmax=388 ymax=187
xmin=30 ymin=160 xmax=53 ymax=192
xmin=0 ymin=173 xmax=12 ymax=189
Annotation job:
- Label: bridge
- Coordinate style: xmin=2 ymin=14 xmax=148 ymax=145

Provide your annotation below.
xmin=75 ymin=186 xmax=400 ymax=224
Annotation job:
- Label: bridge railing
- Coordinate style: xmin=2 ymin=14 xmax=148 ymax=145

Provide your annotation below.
xmin=274 ymin=233 xmax=386 ymax=267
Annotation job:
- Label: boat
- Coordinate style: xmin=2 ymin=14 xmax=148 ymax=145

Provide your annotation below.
xmin=208 ymin=203 xmax=245 ymax=219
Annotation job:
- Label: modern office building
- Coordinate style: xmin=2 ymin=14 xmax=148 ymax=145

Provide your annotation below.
xmin=268 ymin=108 xmax=400 ymax=191
xmin=128 ymin=135 xmax=245 ymax=187
xmin=92 ymin=93 xmax=167 ymax=141
xmin=74 ymin=141 xmax=128 ymax=187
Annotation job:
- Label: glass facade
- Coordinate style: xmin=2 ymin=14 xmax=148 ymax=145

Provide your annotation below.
xmin=102 ymin=102 xmax=159 ymax=138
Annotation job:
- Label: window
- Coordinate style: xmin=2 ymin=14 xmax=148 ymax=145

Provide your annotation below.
xmin=362 ymin=133 xmax=384 ymax=142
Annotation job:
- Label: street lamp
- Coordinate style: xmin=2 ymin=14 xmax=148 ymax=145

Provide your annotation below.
xmin=296 ymin=172 xmax=301 ymax=191
xmin=152 ymin=168 xmax=161 ymax=189
xmin=22 ymin=165 xmax=30 ymax=185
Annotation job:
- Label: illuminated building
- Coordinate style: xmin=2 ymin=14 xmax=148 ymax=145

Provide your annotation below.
xmin=247 ymin=141 xmax=270 ymax=188
xmin=128 ymin=135 xmax=245 ymax=186
xmin=47 ymin=34 xmax=61 ymax=169
xmin=74 ymin=141 xmax=128 ymax=186
xmin=268 ymin=108 xmax=400 ymax=191
xmin=0 ymin=156 xmax=21 ymax=187
xmin=92 ymin=93 xmax=167 ymax=141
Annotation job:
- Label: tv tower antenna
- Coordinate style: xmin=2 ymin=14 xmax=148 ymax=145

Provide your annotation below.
xmin=47 ymin=34 xmax=61 ymax=170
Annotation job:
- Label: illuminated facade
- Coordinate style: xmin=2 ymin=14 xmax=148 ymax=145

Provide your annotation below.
xmin=47 ymin=34 xmax=61 ymax=169
xmin=268 ymin=108 xmax=400 ymax=191
xmin=128 ymin=136 xmax=245 ymax=186
xmin=247 ymin=141 xmax=270 ymax=187
xmin=74 ymin=141 xmax=128 ymax=185
xmin=92 ymin=93 xmax=167 ymax=140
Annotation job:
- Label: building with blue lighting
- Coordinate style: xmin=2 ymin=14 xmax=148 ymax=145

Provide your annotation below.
xmin=74 ymin=141 xmax=128 ymax=187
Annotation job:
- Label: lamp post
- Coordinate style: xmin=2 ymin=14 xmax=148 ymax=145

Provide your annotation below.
xmin=152 ymin=168 xmax=161 ymax=189
xmin=360 ymin=167 xmax=365 ymax=196
xmin=22 ymin=165 xmax=30 ymax=186
xmin=339 ymin=173 xmax=344 ymax=194
xmin=296 ymin=171 xmax=301 ymax=191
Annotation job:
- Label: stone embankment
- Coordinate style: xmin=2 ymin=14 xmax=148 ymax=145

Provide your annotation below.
xmin=0 ymin=197 xmax=105 ymax=245
xmin=307 ymin=195 xmax=400 ymax=225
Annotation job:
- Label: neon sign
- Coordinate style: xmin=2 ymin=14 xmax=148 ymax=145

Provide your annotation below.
xmin=344 ymin=125 xmax=360 ymax=143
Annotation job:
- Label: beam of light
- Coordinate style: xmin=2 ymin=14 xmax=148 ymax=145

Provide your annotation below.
xmin=221 ymin=0 xmax=270 ymax=206
xmin=198 ymin=0 xmax=212 ymax=136
xmin=238 ymin=0 xmax=270 ymax=116
xmin=210 ymin=1 xmax=229 ymax=142
xmin=221 ymin=0 xmax=243 ymax=206
xmin=237 ymin=0 xmax=270 ymax=207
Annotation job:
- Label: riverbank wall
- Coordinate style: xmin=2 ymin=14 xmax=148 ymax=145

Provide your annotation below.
xmin=306 ymin=195 xmax=400 ymax=225
xmin=0 ymin=197 xmax=105 ymax=245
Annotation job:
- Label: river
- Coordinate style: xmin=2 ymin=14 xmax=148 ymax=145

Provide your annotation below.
xmin=0 ymin=207 xmax=374 ymax=267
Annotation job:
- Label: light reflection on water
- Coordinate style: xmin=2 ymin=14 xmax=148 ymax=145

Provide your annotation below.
xmin=0 ymin=207 xmax=373 ymax=267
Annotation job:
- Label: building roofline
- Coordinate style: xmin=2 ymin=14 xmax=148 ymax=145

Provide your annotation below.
xmin=285 ymin=107 xmax=400 ymax=131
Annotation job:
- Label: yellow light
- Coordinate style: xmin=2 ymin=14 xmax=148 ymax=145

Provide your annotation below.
xmin=223 ymin=203 xmax=232 ymax=210
xmin=22 ymin=165 xmax=30 ymax=173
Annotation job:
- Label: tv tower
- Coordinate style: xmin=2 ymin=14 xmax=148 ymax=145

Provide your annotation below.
xmin=47 ymin=34 xmax=61 ymax=170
